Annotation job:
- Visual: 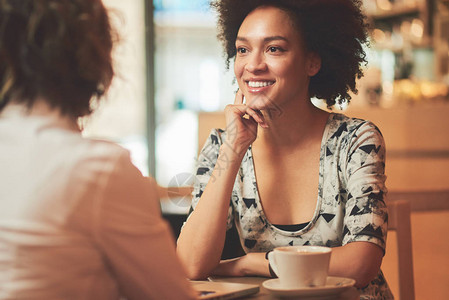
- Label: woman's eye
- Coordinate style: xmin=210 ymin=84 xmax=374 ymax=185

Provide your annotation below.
xmin=237 ymin=47 xmax=247 ymax=54
xmin=268 ymin=46 xmax=282 ymax=53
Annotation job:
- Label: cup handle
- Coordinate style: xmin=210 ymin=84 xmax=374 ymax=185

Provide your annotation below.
xmin=267 ymin=251 xmax=279 ymax=277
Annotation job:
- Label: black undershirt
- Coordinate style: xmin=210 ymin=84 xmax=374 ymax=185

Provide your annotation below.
xmin=272 ymin=222 xmax=309 ymax=232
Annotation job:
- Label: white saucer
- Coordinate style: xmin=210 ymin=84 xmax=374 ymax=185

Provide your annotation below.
xmin=262 ymin=276 xmax=356 ymax=298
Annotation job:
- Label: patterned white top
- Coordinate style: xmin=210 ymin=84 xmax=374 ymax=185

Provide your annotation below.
xmin=191 ymin=113 xmax=393 ymax=299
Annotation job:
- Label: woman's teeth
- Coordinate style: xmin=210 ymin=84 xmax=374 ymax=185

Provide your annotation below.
xmin=248 ymin=81 xmax=274 ymax=88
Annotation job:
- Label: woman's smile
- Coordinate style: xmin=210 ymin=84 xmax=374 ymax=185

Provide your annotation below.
xmin=246 ymin=79 xmax=275 ymax=94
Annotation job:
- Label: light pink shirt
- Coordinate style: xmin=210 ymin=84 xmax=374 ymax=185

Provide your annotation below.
xmin=0 ymin=102 xmax=196 ymax=300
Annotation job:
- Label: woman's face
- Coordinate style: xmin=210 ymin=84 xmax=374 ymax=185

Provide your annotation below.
xmin=234 ymin=6 xmax=320 ymax=111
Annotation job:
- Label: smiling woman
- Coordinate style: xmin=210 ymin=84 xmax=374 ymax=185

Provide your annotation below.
xmin=177 ymin=1 xmax=394 ymax=299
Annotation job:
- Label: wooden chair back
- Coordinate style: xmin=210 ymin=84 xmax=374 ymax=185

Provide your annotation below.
xmin=387 ymin=200 xmax=415 ymax=300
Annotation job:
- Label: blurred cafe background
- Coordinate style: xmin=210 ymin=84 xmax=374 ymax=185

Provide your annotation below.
xmin=82 ymin=0 xmax=449 ymax=299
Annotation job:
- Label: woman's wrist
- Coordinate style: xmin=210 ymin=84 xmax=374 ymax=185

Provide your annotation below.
xmin=219 ymin=142 xmax=247 ymax=163
xmin=239 ymin=252 xmax=271 ymax=277
xmin=214 ymin=253 xmax=274 ymax=277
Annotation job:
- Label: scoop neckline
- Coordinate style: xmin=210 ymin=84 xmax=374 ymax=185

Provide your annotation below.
xmin=245 ymin=113 xmax=334 ymax=235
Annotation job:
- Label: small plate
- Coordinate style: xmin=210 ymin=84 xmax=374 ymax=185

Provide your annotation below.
xmin=262 ymin=276 xmax=356 ymax=298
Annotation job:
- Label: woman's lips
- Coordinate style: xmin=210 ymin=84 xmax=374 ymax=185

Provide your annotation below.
xmin=246 ymin=80 xmax=275 ymax=93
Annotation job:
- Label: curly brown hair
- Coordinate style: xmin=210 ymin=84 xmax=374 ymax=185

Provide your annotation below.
xmin=0 ymin=0 xmax=115 ymax=117
xmin=211 ymin=0 xmax=370 ymax=107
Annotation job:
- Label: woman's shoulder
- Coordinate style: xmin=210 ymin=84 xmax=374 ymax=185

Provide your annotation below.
xmin=61 ymin=137 xmax=134 ymax=182
xmin=328 ymin=113 xmax=383 ymax=138
xmin=82 ymin=138 xmax=131 ymax=166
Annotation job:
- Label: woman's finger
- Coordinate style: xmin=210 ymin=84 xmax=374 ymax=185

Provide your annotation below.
xmin=234 ymin=89 xmax=244 ymax=105
xmin=225 ymin=104 xmax=247 ymax=116
xmin=245 ymin=107 xmax=268 ymax=128
xmin=224 ymin=104 xmax=248 ymax=127
xmin=225 ymin=104 xmax=268 ymax=128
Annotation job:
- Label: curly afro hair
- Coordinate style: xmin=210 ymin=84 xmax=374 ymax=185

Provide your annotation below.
xmin=0 ymin=0 xmax=116 ymax=117
xmin=211 ymin=0 xmax=370 ymax=107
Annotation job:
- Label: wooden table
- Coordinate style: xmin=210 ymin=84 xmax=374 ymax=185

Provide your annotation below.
xmin=208 ymin=276 xmax=360 ymax=299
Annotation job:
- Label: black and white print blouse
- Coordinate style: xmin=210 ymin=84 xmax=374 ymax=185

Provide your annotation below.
xmin=190 ymin=113 xmax=394 ymax=299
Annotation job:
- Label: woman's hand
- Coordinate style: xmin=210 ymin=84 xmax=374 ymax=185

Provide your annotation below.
xmin=223 ymin=89 xmax=267 ymax=156
xmin=211 ymin=253 xmax=270 ymax=277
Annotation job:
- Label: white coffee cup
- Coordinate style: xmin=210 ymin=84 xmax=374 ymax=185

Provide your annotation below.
xmin=267 ymin=245 xmax=332 ymax=288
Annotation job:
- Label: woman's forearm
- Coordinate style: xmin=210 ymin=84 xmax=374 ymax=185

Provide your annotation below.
xmin=209 ymin=243 xmax=382 ymax=287
xmin=177 ymin=143 xmax=245 ymax=279
xmin=328 ymin=242 xmax=383 ymax=288
xmin=211 ymin=253 xmax=270 ymax=277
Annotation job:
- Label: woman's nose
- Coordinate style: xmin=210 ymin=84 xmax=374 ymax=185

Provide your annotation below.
xmin=245 ymin=53 xmax=267 ymax=73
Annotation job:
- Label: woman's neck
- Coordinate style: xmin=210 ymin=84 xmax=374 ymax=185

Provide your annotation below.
xmin=255 ymin=98 xmax=329 ymax=151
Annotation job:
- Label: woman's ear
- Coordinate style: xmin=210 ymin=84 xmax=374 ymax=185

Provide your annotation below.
xmin=307 ymin=52 xmax=321 ymax=76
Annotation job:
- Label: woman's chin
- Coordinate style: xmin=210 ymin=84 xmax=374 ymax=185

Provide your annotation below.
xmin=246 ymin=97 xmax=272 ymax=111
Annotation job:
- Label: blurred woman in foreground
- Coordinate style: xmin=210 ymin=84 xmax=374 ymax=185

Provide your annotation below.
xmin=0 ymin=0 xmax=195 ymax=299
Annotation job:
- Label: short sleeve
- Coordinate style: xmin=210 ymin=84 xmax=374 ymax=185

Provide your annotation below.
xmin=342 ymin=122 xmax=388 ymax=252
xmin=189 ymin=129 xmax=234 ymax=230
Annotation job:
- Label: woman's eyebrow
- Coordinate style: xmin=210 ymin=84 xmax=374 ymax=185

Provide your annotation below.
xmin=236 ymin=36 xmax=289 ymax=43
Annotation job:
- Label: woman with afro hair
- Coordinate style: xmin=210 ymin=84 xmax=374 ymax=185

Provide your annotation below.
xmin=178 ymin=0 xmax=393 ymax=298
